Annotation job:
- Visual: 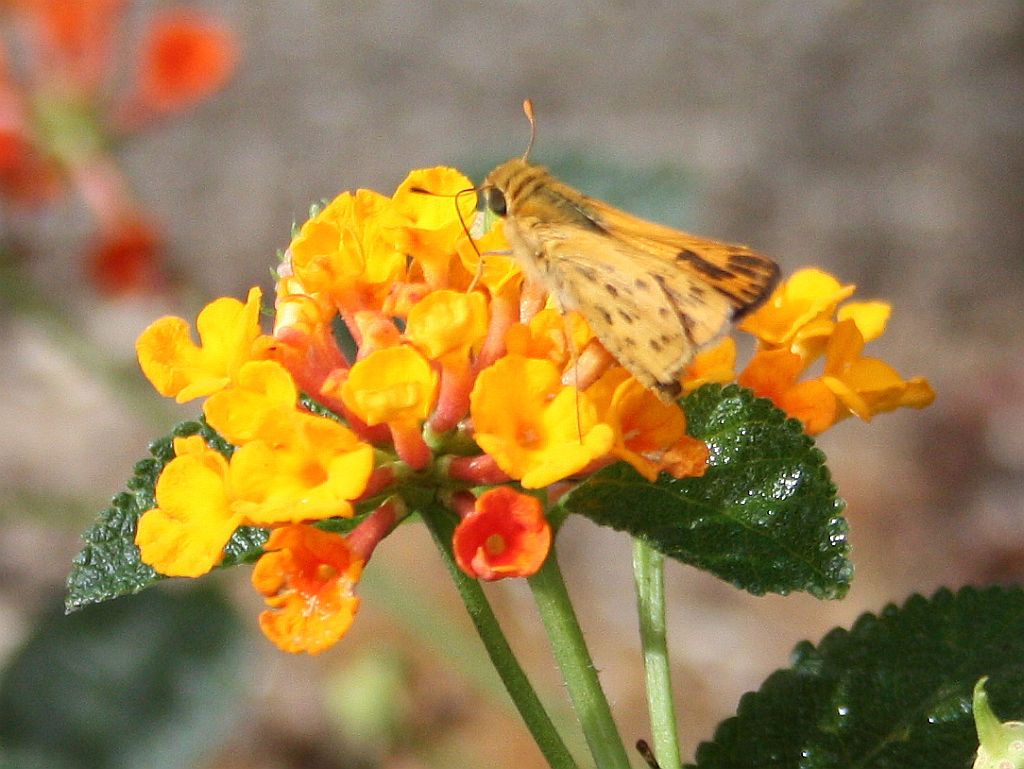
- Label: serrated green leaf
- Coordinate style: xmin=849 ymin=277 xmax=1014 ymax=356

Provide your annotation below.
xmin=687 ymin=586 xmax=1024 ymax=769
xmin=65 ymin=420 xmax=268 ymax=612
xmin=562 ymin=384 xmax=850 ymax=597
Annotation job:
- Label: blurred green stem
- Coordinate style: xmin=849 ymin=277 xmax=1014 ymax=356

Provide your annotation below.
xmin=634 ymin=539 xmax=682 ymax=768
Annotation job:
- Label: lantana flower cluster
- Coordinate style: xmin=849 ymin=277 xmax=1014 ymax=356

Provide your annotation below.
xmin=133 ymin=166 xmax=933 ymax=653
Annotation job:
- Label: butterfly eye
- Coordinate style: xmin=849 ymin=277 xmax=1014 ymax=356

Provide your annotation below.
xmin=486 ymin=187 xmax=508 ymax=217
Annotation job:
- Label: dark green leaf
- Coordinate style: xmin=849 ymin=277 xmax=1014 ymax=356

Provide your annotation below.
xmin=562 ymin=384 xmax=850 ymax=597
xmin=65 ymin=420 xmax=268 ymax=612
xmin=1 ymin=584 xmax=248 ymax=769
xmin=687 ymin=586 xmax=1024 ymax=769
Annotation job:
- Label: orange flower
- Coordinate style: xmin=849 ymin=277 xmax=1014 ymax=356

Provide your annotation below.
xmin=136 ymin=11 xmax=238 ymax=113
xmin=288 ymin=189 xmax=407 ymax=314
xmin=682 ymin=337 xmax=737 ymax=392
xmin=740 ymin=268 xmax=856 ymax=349
xmin=252 ymin=524 xmax=364 ymax=654
xmin=738 ymin=348 xmax=838 ymax=435
xmin=590 ymin=370 xmax=709 ymax=481
xmin=453 ymin=487 xmax=551 ymax=580
xmin=470 ymin=355 xmax=614 ymax=489
xmin=820 ymin=319 xmax=935 ymax=423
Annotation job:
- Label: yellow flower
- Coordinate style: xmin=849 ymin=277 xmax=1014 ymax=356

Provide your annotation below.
xmin=339 ymin=345 xmax=439 ymax=428
xmin=135 ymin=436 xmax=241 ymax=577
xmin=405 ymin=289 xmax=489 ymax=363
xmin=385 ymin=167 xmax=477 ymax=286
xmin=204 ymin=360 xmax=300 ymax=445
xmin=136 ymin=287 xmax=264 ymax=402
xmin=338 ymin=345 xmax=439 ymax=468
xmin=229 ymin=411 xmax=375 ymax=525
xmin=204 ymin=361 xmax=375 ymax=524
xmin=471 ymin=355 xmax=614 ymax=489
xmin=405 ymin=289 xmax=490 ymax=432
xmin=288 ymin=189 xmax=406 ymax=310
xmin=455 ymin=222 xmax=521 ymax=296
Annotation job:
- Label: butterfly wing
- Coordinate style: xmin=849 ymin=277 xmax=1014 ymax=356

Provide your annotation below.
xmin=528 ymin=223 xmax=736 ymax=396
xmin=576 ymin=194 xmax=779 ymax=318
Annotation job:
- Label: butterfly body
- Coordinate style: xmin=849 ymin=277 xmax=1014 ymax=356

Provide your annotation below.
xmin=483 ymin=156 xmax=779 ymax=399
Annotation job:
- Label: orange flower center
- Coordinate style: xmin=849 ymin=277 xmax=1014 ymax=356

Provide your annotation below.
xmin=516 ymin=423 xmax=541 ymax=449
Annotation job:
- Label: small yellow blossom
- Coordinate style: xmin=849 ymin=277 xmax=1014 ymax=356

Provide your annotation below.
xmin=204 ymin=360 xmax=300 ymax=445
xmin=386 ymin=167 xmax=477 ymax=287
xmin=289 ymin=189 xmax=406 ymax=311
xmin=228 ymin=410 xmax=374 ymax=525
xmin=135 ymin=436 xmax=241 ymax=577
xmin=820 ymin=319 xmax=936 ymax=422
xmin=136 ymin=287 xmax=264 ymax=402
xmin=405 ymin=289 xmax=489 ymax=363
xmin=339 ymin=345 xmax=439 ymax=428
xmin=456 ymin=223 xmax=521 ymax=295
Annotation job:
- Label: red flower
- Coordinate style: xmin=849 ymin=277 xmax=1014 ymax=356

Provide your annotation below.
xmin=453 ymin=487 xmax=552 ymax=581
xmin=85 ymin=215 xmax=164 ymax=295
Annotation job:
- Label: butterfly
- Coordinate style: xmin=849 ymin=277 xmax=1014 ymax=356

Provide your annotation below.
xmin=481 ymin=100 xmax=779 ymax=400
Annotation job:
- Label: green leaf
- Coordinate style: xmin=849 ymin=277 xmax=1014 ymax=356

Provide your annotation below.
xmin=687 ymin=586 xmax=1024 ymax=769
xmin=1 ymin=584 xmax=248 ymax=769
xmin=65 ymin=420 xmax=268 ymax=612
xmin=562 ymin=384 xmax=850 ymax=598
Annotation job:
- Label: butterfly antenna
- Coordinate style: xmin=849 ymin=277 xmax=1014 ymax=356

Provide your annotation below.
xmin=521 ymin=98 xmax=537 ymax=162
xmin=409 ymin=184 xmax=485 ymax=291
xmin=456 ymin=187 xmax=488 ymax=292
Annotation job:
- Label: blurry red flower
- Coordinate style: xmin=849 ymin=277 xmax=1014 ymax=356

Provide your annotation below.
xmin=136 ymin=11 xmax=238 ymax=114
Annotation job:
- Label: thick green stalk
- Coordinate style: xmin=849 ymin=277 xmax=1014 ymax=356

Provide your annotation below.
xmin=529 ymin=544 xmax=632 ymax=769
xmin=633 ymin=540 xmax=682 ymax=768
xmin=419 ymin=503 xmax=579 ymax=769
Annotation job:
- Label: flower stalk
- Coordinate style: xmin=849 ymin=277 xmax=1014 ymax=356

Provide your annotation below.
xmin=529 ymin=544 xmax=633 ymax=769
xmin=634 ymin=539 xmax=682 ymax=768
xmin=420 ymin=503 xmax=580 ymax=769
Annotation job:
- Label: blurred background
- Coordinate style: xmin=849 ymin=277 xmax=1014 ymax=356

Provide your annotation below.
xmin=1 ymin=1 xmax=1021 ymax=767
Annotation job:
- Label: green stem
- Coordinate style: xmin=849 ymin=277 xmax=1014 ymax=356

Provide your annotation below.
xmin=529 ymin=543 xmax=632 ymax=769
xmin=633 ymin=540 xmax=682 ymax=769
xmin=419 ymin=503 xmax=579 ymax=769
